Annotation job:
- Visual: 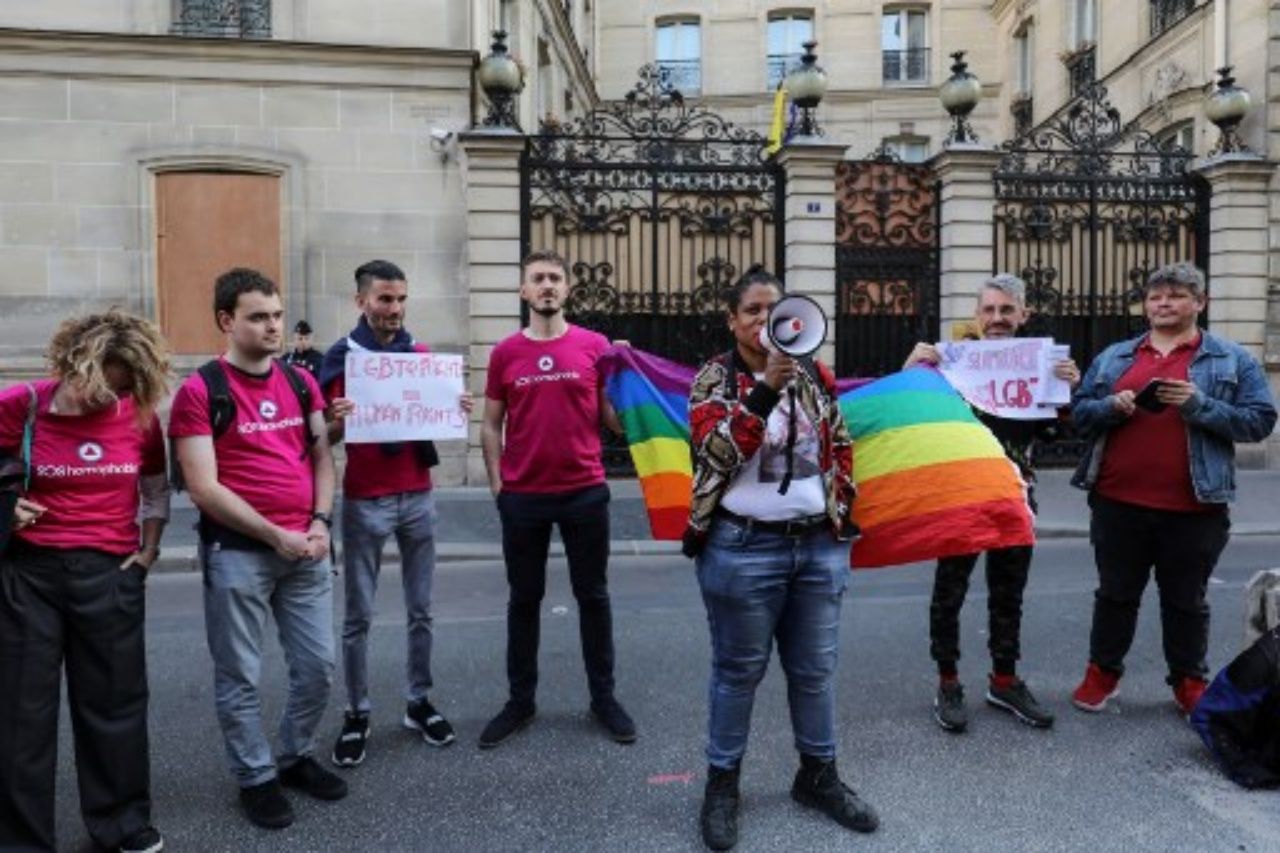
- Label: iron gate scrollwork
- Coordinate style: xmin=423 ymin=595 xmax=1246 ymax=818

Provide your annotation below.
xmin=993 ymin=83 xmax=1209 ymax=465
xmin=521 ymin=64 xmax=785 ymax=474
xmin=834 ymin=147 xmax=940 ymax=378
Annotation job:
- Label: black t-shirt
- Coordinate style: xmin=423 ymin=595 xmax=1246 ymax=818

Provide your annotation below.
xmin=283 ymin=348 xmax=323 ymax=378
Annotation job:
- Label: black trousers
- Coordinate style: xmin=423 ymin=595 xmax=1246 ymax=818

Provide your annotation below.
xmin=497 ymin=484 xmax=615 ymax=707
xmin=0 ymin=544 xmax=152 ymax=852
xmin=929 ymin=546 xmax=1033 ymax=668
xmin=1088 ymin=494 xmax=1231 ymax=681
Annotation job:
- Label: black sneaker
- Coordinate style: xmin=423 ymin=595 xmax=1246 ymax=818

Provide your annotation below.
xmin=478 ymin=702 xmax=535 ymax=749
xmin=238 ymin=780 xmax=294 ymax=830
xmin=791 ymin=757 xmax=879 ymax=834
xmin=279 ymin=756 xmax=349 ymax=801
xmin=119 ymin=826 xmax=164 ymax=853
xmin=986 ymin=677 xmax=1055 ymax=729
xmin=590 ymin=697 xmax=637 ymax=744
xmin=934 ymin=681 xmax=968 ymax=733
xmin=700 ymin=765 xmax=740 ymax=851
xmin=332 ymin=711 xmax=370 ymax=767
xmin=404 ymin=698 xmax=456 ymax=746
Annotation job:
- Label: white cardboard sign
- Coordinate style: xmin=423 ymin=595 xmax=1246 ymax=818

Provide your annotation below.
xmin=935 ymin=337 xmax=1067 ymax=421
xmin=343 ymin=352 xmax=468 ymax=443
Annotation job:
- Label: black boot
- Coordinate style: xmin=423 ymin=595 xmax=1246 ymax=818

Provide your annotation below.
xmin=700 ymin=764 xmax=740 ymax=850
xmin=791 ymin=755 xmax=878 ymax=833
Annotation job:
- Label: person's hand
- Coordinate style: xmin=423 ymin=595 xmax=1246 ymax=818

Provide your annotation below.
xmin=903 ymin=342 xmax=940 ymax=369
xmin=490 ymin=481 xmax=503 ymax=499
xmin=1156 ymin=379 xmax=1198 ymax=409
xmin=328 ymin=397 xmax=356 ymax=421
xmin=272 ymin=527 xmax=312 ymax=561
xmin=11 ymin=497 xmax=46 ymax=530
xmin=304 ymin=521 xmax=330 ymax=561
xmin=121 ymin=546 xmax=159 ymax=572
xmin=763 ymin=350 xmax=797 ymax=391
xmin=1110 ymin=389 xmax=1137 ymax=418
xmin=1053 ymin=358 xmax=1082 ymax=389
xmin=458 ymin=392 xmax=474 ymax=415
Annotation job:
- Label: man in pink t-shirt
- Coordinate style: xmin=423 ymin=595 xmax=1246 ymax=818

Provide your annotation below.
xmin=171 ymin=268 xmax=346 ymax=831
xmin=477 ymin=249 xmax=636 ymax=749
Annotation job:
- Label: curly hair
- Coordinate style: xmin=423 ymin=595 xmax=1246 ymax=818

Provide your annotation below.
xmin=46 ymin=310 xmax=171 ymax=422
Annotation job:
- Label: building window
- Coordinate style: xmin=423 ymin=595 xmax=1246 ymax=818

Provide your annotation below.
xmin=766 ymin=12 xmax=814 ymax=91
xmin=1070 ymin=0 xmax=1095 ymax=48
xmin=884 ymin=137 xmax=929 ymax=163
xmin=656 ymin=18 xmax=701 ymax=94
xmin=171 ymin=0 xmax=271 ymax=38
xmin=882 ymin=8 xmax=929 ymax=85
xmin=1150 ymin=0 xmax=1194 ymax=38
xmin=1065 ymin=43 xmax=1095 ymax=97
xmin=1156 ymin=120 xmax=1195 ymax=155
xmin=1014 ymin=26 xmax=1033 ymax=94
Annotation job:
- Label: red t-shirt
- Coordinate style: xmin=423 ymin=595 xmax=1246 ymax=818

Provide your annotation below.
xmin=325 ymin=342 xmax=434 ymax=500
xmin=169 ymin=359 xmax=324 ymax=533
xmin=485 ymin=325 xmax=608 ymax=494
xmin=0 ymin=379 xmax=165 ymax=555
xmin=1096 ymin=334 xmax=1204 ymax=512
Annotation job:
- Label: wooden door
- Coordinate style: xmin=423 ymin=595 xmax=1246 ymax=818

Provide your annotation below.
xmin=156 ymin=171 xmax=282 ymax=355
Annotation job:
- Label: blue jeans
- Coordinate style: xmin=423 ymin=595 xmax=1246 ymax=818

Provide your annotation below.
xmin=341 ymin=490 xmax=438 ymax=713
xmin=695 ymin=518 xmax=850 ymax=769
xmin=202 ymin=545 xmax=334 ymax=788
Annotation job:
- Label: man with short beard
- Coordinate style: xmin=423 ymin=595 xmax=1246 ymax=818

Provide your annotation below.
xmin=477 ymin=249 xmax=636 ymax=748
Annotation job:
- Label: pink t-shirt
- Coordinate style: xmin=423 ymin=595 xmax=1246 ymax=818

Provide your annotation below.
xmin=485 ymin=325 xmax=608 ymax=494
xmin=169 ymin=358 xmax=324 ymax=534
xmin=325 ymin=341 xmax=433 ymax=500
xmin=0 ymin=379 xmax=165 ymax=555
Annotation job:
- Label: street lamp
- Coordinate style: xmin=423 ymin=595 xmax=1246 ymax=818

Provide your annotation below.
xmin=1204 ymin=66 xmax=1252 ymax=156
xmin=784 ymin=41 xmax=827 ymax=138
xmin=940 ymin=51 xmax=982 ymax=146
xmin=477 ymin=30 xmax=522 ymax=130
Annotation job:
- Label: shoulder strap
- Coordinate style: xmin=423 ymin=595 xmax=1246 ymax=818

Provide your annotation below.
xmin=198 ymin=360 xmax=236 ymax=441
xmin=722 ymin=350 xmax=739 ymax=400
xmin=21 ymin=384 xmax=37 ymax=491
xmin=275 ymin=359 xmax=318 ymax=456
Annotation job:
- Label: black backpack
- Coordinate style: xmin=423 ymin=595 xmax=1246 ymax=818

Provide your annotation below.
xmin=169 ymin=359 xmax=317 ymax=491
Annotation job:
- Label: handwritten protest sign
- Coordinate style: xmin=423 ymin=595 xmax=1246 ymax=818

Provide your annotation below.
xmin=935 ymin=338 xmax=1063 ymax=421
xmin=344 ymin=352 xmax=467 ymax=443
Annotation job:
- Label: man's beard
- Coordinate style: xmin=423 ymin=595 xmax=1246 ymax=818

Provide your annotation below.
xmin=532 ymin=304 xmax=561 ymax=318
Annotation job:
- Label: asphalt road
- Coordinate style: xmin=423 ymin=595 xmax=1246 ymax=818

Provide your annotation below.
xmin=52 ymin=537 xmax=1280 ymax=852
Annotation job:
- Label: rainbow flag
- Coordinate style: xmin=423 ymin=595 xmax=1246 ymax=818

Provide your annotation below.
xmin=601 ymin=346 xmax=1035 ymax=569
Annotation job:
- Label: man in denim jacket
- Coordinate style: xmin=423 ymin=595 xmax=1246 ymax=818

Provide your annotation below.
xmin=1069 ymin=262 xmax=1277 ymax=718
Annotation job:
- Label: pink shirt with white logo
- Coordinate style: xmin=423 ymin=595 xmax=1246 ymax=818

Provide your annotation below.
xmin=485 ymin=324 xmax=608 ymax=494
xmin=0 ymin=379 xmax=165 ymax=555
xmin=168 ymin=359 xmax=324 ymax=534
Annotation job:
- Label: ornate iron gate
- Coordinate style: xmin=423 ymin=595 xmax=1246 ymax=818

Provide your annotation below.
xmin=993 ymin=84 xmax=1209 ymax=367
xmin=520 ymin=64 xmax=784 ymax=473
xmin=834 ymin=148 xmax=940 ymax=377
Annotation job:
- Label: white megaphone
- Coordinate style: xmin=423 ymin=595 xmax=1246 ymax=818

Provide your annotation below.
xmin=759 ymin=294 xmax=827 ymax=357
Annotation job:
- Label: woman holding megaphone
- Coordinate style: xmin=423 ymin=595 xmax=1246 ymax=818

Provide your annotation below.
xmin=683 ymin=266 xmax=876 ymax=850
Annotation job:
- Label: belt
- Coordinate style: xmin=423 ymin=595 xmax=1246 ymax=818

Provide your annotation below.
xmin=714 ymin=507 xmax=830 ymax=537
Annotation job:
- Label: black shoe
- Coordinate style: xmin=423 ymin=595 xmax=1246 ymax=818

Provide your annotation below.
xmin=279 ymin=756 xmax=349 ymax=801
xmin=404 ymin=698 xmax=456 ymax=746
xmin=590 ymin=697 xmax=637 ymax=744
xmin=700 ymin=764 xmax=740 ymax=851
xmin=934 ymin=681 xmax=968 ymax=733
xmin=478 ymin=702 xmax=535 ymax=749
xmin=986 ymin=677 xmax=1055 ymax=729
xmin=119 ymin=826 xmax=164 ymax=853
xmin=239 ymin=780 xmax=294 ymax=830
xmin=791 ymin=757 xmax=879 ymax=834
xmin=332 ymin=711 xmax=370 ymax=767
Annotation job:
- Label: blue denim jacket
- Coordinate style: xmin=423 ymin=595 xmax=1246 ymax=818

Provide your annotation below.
xmin=1070 ymin=331 xmax=1277 ymax=503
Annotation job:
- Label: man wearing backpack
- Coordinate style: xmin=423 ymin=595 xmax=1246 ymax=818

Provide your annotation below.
xmin=171 ymin=268 xmax=347 ymax=830
xmin=318 ymin=259 xmax=471 ymax=768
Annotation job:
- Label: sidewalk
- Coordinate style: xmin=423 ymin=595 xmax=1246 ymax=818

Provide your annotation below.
xmin=151 ymin=469 xmax=1280 ymax=572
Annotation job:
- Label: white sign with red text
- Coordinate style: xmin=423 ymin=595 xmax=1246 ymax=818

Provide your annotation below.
xmin=344 ymin=352 xmax=468 ymax=443
xmin=934 ymin=338 xmax=1061 ymax=421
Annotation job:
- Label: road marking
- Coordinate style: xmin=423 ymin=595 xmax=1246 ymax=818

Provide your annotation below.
xmin=647 ymin=771 xmax=695 ymax=786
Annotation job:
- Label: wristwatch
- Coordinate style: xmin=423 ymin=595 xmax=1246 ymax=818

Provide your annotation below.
xmin=310 ymin=511 xmax=333 ymax=528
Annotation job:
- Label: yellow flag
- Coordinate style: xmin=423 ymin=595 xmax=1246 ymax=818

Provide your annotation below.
xmin=765 ymin=86 xmax=787 ymax=155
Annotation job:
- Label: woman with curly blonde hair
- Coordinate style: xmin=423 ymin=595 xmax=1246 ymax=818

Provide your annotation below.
xmin=0 ymin=310 xmax=171 ymax=853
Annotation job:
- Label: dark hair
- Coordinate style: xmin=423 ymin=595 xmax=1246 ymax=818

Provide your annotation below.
xmin=294 ymin=320 xmax=313 ymax=335
xmin=521 ymin=249 xmax=570 ymax=279
xmin=214 ymin=267 xmax=278 ymax=319
xmin=726 ymin=264 xmax=782 ymax=312
xmin=355 ymin=260 xmax=407 ymax=293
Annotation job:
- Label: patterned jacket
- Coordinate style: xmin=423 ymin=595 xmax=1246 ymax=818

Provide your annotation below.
xmin=683 ymin=350 xmax=856 ymax=554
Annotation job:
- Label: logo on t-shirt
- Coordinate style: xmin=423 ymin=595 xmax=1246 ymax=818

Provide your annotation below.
xmin=538 ymin=355 xmax=555 ymax=372
xmin=78 ymin=442 xmax=104 ymax=463
xmin=259 ymin=400 xmax=278 ymax=420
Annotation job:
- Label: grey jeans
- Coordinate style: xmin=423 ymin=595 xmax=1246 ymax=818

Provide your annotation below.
xmin=202 ymin=545 xmax=334 ymax=788
xmin=341 ymin=490 xmax=438 ymax=713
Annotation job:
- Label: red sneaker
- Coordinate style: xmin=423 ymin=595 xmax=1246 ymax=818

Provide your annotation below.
xmin=1072 ymin=663 xmax=1121 ymax=712
xmin=1172 ymin=676 xmax=1208 ymax=717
